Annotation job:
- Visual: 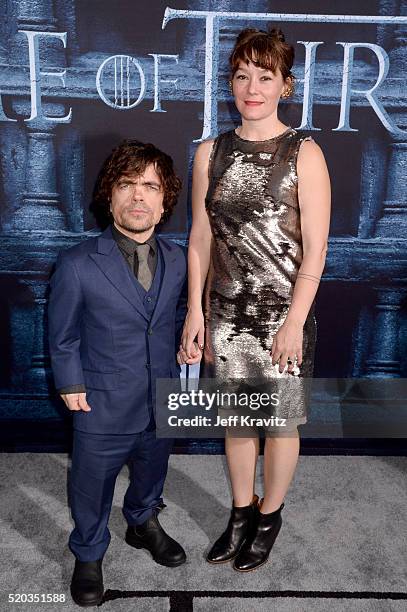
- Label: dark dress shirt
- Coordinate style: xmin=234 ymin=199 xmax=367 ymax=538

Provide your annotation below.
xmin=111 ymin=224 xmax=158 ymax=278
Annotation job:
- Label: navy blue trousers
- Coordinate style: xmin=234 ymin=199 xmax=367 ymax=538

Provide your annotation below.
xmin=68 ymin=424 xmax=173 ymax=561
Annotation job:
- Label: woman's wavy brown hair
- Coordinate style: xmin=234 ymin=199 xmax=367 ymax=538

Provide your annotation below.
xmin=92 ymin=139 xmax=182 ymax=225
xmin=229 ymin=27 xmax=295 ymax=83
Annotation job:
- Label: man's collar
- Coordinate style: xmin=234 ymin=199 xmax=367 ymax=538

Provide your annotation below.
xmin=111 ymin=224 xmax=157 ymax=255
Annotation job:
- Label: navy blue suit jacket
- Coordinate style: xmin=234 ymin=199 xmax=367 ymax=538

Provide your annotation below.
xmin=48 ymin=226 xmax=187 ymax=434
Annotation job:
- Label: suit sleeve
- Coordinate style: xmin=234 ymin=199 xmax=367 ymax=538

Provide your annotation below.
xmin=48 ymin=253 xmax=85 ymax=391
xmin=58 ymin=384 xmax=86 ymax=395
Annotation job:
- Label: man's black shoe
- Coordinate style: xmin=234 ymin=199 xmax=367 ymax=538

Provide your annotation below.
xmin=70 ymin=558 xmax=104 ymax=607
xmin=125 ymin=514 xmax=186 ymax=567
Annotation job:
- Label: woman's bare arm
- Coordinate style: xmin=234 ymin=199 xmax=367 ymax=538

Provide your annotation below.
xmin=286 ymin=137 xmax=331 ymax=324
xmin=272 ymin=138 xmax=331 ymax=372
xmin=180 ymin=138 xmax=214 ymax=359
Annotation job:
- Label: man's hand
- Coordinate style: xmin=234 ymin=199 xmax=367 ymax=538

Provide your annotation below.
xmin=177 ymin=341 xmax=202 ymax=366
xmin=60 ymin=392 xmax=91 ymax=412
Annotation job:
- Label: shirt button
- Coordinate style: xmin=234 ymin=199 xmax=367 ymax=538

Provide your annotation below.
xmin=148 ymin=328 xmax=153 ymax=335
xmin=145 ymin=363 xmax=151 ymax=369
xmin=146 ymin=297 xmax=152 ymax=302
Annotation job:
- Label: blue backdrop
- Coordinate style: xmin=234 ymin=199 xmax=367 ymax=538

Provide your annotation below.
xmin=0 ymin=1 xmax=406 ymax=448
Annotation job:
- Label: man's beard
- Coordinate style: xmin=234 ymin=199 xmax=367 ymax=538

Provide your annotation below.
xmin=119 ymin=220 xmax=155 ymax=234
xmin=117 ymin=211 xmax=155 ymax=234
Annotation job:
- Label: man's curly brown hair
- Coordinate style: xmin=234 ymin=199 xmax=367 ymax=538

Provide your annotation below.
xmin=92 ymin=139 xmax=182 ymax=225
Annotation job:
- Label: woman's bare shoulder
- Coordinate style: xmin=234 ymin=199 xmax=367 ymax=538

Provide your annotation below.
xmin=296 ymin=134 xmax=330 ymax=188
xmin=195 ymin=138 xmax=216 ymax=159
xmin=297 ymin=135 xmax=326 ymax=167
xmin=193 ymin=138 xmax=216 ymax=172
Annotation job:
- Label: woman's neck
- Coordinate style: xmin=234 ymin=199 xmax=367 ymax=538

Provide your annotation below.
xmin=237 ymin=117 xmax=288 ymax=141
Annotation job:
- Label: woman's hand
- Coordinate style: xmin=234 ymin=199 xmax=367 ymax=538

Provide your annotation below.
xmin=181 ymin=307 xmax=205 ymax=359
xmin=177 ymin=341 xmax=202 ymax=366
xmin=270 ymin=320 xmax=304 ymax=374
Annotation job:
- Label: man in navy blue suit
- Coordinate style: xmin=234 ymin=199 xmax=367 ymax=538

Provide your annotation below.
xmin=48 ymin=140 xmax=200 ymax=607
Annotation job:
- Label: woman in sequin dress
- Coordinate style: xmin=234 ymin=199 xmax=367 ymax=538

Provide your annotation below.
xmin=178 ymin=28 xmax=331 ymax=571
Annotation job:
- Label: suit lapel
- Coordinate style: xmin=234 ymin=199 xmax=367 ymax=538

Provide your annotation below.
xmin=150 ymin=236 xmax=179 ymax=326
xmin=89 ymin=226 xmax=149 ymax=322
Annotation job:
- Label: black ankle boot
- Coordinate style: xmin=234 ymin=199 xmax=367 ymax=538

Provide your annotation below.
xmin=125 ymin=514 xmax=186 ymax=567
xmin=206 ymin=495 xmax=259 ymax=564
xmin=70 ymin=558 xmax=104 ymax=607
xmin=233 ymin=501 xmax=284 ymax=572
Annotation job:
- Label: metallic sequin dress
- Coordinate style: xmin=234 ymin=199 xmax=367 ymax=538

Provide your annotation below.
xmin=202 ymin=126 xmax=317 ymax=423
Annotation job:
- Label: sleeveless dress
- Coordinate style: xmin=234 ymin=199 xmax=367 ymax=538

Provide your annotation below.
xmin=202 ymin=126 xmax=317 ymax=426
